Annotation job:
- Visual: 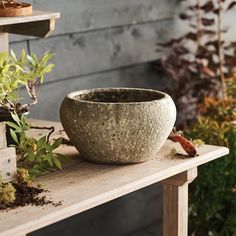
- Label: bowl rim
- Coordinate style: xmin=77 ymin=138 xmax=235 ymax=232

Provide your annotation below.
xmin=65 ymin=87 xmax=172 ymax=105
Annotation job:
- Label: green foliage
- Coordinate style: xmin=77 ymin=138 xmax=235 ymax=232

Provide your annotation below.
xmin=186 ymin=100 xmax=236 ymax=235
xmin=6 ymin=113 xmax=65 ymax=178
xmin=0 ymin=49 xmax=54 ymax=113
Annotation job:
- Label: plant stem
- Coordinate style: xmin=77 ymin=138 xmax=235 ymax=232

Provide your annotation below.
xmin=29 ymin=126 xmax=55 ymax=143
xmin=217 ymin=0 xmax=227 ymax=100
xmin=195 ymin=0 xmax=201 ymax=47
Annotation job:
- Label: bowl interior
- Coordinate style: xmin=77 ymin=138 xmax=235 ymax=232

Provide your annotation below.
xmin=73 ymin=88 xmax=165 ymax=103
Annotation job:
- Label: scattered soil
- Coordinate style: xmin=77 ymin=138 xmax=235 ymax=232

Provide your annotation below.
xmin=0 ymin=183 xmax=62 ymax=211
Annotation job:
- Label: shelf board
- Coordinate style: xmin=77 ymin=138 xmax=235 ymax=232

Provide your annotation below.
xmin=0 ymin=10 xmax=60 ymax=26
xmin=0 ymin=10 xmax=60 ymax=38
xmin=0 ymin=119 xmax=229 ymax=236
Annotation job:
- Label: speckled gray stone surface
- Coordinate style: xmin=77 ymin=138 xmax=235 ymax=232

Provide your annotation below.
xmin=60 ymin=88 xmax=176 ymax=164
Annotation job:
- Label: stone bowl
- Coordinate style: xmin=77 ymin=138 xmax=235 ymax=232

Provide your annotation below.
xmin=60 ymin=88 xmax=176 ymax=164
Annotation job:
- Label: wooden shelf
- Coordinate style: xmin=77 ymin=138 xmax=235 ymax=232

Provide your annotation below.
xmin=0 ymin=10 xmax=60 ymax=52
xmin=0 ymin=10 xmax=60 ymax=26
xmin=0 ymin=119 xmax=229 ymax=236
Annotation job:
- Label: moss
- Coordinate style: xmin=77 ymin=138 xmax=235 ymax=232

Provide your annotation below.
xmin=0 ymin=182 xmax=16 ymax=205
xmin=17 ymin=168 xmax=32 ymax=187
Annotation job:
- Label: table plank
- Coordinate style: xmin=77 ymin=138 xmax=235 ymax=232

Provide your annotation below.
xmin=0 ymin=11 xmax=60 ymax=26
xmin=0 ymin=120 xmax=229 ymax=236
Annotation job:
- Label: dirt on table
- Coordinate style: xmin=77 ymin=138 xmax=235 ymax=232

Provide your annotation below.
xmin=0 ymin=183 xmax=62 ymax=211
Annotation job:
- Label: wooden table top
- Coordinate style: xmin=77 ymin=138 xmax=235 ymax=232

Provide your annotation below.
xmin=0 ymin=10 xmax=60 ymax=26
xmin=0 ymin=119 xmax=229 ymax=236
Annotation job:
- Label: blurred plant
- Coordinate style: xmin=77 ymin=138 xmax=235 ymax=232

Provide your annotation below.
xmin=0 ymin=50 xmax=54 ymax=115
xmin=6 ymin=113 xmax=65 ymax=178
xmin=186 ymin=100 xmax=236 ymax=235
xmin=186 ymin=73 xmax=236 ymax=235
xmin=157 ymin=0 xmax=236 ymax=126
xmin=157 ymin=0 xmax=236 ymax=234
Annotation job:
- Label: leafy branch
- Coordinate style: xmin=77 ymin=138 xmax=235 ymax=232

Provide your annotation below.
xmin=5 ymin=113 xmax=66 ymax=178
xmin=0 ymin=50 xmax=54 ymax=114
xmin=157 ymin=0 xmax=236 ymax=126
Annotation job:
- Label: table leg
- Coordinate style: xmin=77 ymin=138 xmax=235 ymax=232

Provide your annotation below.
xmin=0 ymin=32 xmax=9 ymax=52
xmin=162 ymin=168 xmax=197 ymax=236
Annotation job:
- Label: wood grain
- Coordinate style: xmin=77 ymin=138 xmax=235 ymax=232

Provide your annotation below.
xmin=163 ymin=168 xmax=197 ymax=236
xmin=0 ymin=124 xmax=17 ymax=183
xmin=29 ymin=19 xmax=171 ymax=83
xmin=0 ymin=123 xmax=7 ymax=149
xmin=0 ymin=32 xmax=8 ymax=52
xmin=0 ymin=10 xmax=60 ymax=26
xmin=10 ymin=0 xmax=177 ymax=41
xmin=0 ymin=120 xmax=229 ymax=236
xmin=1 ymin=19 xmax=55 ymax=38
xmin=0 ymin=147 xmax=17 ymax=183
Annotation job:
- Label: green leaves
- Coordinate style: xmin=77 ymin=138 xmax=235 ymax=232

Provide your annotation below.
xmin=7 ymin=113 xmax=66 ymax=178
xmin=0 ymin=49 xmax=54 ymax=112
xmin=186 ymin=99 xmax=236 ymax=235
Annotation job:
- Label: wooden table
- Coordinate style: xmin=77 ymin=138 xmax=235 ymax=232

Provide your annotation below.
xmin=0 ymin=10 xmax=60 ymax=52
xmin=0 ymin=120 xmax=229 ymax=236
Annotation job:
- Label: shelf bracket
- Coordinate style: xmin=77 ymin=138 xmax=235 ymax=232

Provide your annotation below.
xmin=0 ymin=18 xmax=55 ymax=38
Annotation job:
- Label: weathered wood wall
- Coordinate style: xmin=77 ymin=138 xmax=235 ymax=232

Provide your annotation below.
xmin=10 ymin=0 xmax=177 ymax=121
xmin=9 ymin=0 xmax=178 ymax=235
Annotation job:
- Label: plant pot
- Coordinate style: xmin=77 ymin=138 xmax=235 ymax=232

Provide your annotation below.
xmin=0 ymin=2 xmax=32 ymax=17
xmin=0 ymin=111 xmax=28 ymax=146
xmin=60 ymin=88 xmax=176 ymax=164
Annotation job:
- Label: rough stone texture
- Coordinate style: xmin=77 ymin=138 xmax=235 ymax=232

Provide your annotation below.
xmin=60 ymin=88 xmax=176 ymax=164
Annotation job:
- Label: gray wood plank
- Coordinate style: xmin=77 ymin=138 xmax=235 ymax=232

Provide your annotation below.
xmin=24 ymin=63 xmax=172 ymax=121
xmin=9 ymin=0 xmax=177 ymax=42
xmin=29 ymin=19 xmax=172 ymax=83
xmin=9 ymin=41 xmax=29 ymax=54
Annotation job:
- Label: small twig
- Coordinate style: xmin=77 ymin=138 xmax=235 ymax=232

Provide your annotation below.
xmin=30 ymin=126 xmax=55 ymax=143
xmin=195 ymin=0 xmax=201 ymax=47
xmin=217 ymin=0 xmax=227 ymax=100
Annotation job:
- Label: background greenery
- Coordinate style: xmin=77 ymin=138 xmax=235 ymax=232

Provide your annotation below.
xmin=186 ymin=99 xmax=236 ymax=235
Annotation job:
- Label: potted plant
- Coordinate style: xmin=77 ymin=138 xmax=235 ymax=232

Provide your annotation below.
xmin=0 ymin=49 xmax=67 ymax=179
xmin=0 ymin=0 xmax=32 ymax=17
xmin=0 ymin=49 xmax=54 ymax=144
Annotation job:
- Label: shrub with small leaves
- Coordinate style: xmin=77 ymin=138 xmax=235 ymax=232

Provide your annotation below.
xmin=186 ymin=98 xmax=236 ymax=236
